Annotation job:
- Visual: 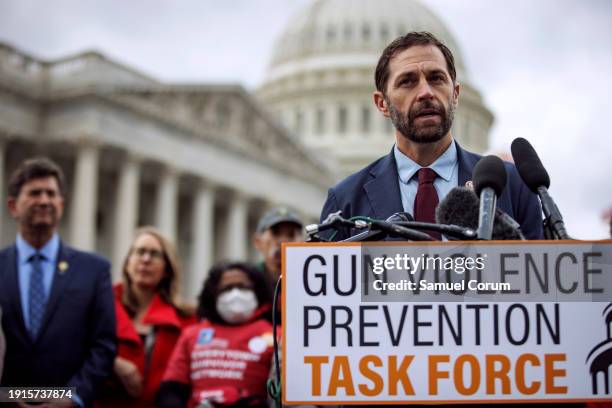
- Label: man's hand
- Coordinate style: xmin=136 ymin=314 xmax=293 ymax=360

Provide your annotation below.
xmin=114 ymin=356 xmax=143 ymax=397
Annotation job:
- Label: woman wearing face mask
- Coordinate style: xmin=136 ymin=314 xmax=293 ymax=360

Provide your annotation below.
xmin=157 ymin=261 xmax=273 ymax=408
xmin=96 ymin=227 xmax=196 ymax=408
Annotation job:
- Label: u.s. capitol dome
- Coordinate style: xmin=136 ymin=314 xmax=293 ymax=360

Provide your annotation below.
xmin=258 ymin=0 xmax=494 ymax=178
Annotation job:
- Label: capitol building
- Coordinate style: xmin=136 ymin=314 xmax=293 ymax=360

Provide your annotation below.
xmin=259 ymin=0 xmax=493 ymax=176
xmin=0 ymin=0 xmax=493 ymax=300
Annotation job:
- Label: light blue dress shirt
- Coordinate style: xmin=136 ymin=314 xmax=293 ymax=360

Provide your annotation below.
xmin=393 ymin=139 xmax=459 ymax=216
xmin=16 ymin=233 xmax=59 ymax=331
xmin=15 ymin=233 xmax=84 ymax=407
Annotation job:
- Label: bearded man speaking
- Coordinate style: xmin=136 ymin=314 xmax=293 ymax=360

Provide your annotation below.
xmin=320 ymin=31 xmax=543 ymax=241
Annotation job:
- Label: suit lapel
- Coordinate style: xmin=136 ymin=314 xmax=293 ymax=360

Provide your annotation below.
xmin=37 ymin=242 xmax=74 ymax=340
xmin=364 ymin=149 xmax=404 ymax=219
xmin=456 ymin=142 xmax=479 ymax=187
xmin=3 ymin=245 xmax=30 ymax=341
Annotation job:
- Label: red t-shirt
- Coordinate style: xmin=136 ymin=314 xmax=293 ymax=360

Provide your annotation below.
xmin=163 ymin=318 xmax=274 ymax=407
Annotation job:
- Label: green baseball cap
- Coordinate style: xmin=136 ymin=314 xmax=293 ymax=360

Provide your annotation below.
xmin=256 ymin=207 xmax=303 ymax=234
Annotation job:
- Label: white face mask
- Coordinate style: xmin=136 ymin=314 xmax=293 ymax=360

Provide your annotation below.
xmin=216 ymin=288 xmax=258 ymax=324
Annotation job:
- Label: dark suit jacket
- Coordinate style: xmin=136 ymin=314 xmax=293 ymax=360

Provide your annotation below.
xmin=320 ymin=143 xmax=544 ymax=241
xmin=0 ymin=241 xmax=116 ymax=407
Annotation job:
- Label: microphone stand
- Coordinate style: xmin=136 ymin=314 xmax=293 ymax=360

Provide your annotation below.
xmin=537 ymin=186 xmax=570 ymax=240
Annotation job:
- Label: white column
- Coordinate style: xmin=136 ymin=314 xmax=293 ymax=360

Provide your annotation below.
xmin=155 ymin=166 xmax=178 ymax=243
xmin=187 ymin=181 xmax=216 ymax=301
xmin=69 ymin=142 xmax=99 ymax=251
xmin=0 ymin=139 xmax=5 ymax=246
xmin=222 ymin=192 xmax=248 ymax=261
xmin=111 ymin=155 xmax=140 ymax=281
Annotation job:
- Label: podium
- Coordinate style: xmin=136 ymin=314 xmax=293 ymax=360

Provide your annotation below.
xmin=281 ymin=239 xmax=612 ymax=405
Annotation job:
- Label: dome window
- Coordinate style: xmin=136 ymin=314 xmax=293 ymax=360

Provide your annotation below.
xmin=361 ymin=105 xmax=370 ymax=134
xmin=362 ymin=24 xmax=371 ymax=42
xmin=326 ymin=26 xmax=336 ymax=44
xmin=295 ymin=109 xmax=304 ymax=133
xmin=344 ymin=23 xmax=352 ymax=41
xmin=316 ymin=107 xmax=326 ymax=134
xmin=380 ymin=24 xmax=389 ymax=42
xmin=338 ymin=105 xmax=348 ymax=134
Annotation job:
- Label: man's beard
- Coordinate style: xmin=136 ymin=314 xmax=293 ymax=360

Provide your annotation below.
xmin=387 ymin=97 xmax=455 ymax=144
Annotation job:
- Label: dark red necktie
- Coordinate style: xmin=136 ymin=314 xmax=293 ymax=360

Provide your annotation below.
xmin=413 ymin=168 xmax=441 ymax=240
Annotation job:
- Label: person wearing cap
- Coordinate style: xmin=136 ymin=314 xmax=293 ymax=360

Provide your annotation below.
xmin=253 ymin=209 xmax=326 ymax=408
xmin=253 ymin=207 xmax=304 ymax=302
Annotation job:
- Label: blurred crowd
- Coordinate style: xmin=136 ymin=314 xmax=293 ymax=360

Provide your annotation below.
xmin=0 ymin=157 xmax=304 ymax=407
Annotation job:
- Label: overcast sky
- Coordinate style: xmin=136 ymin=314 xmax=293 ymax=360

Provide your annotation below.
xmin=1 ymin=0 xmax=611 ymax=239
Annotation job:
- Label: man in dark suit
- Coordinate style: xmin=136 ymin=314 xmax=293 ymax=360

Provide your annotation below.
xmin=0 ymin=158 xmax=116 ymax=407
xmin=320 ymin=32 xmax=543 ymax=241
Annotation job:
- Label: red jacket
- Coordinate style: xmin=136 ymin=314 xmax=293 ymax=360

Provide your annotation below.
xmin=163 ymin=317 xmax=274 ymax=407
xmin=96 ymin=284 xmax=196 ymax=408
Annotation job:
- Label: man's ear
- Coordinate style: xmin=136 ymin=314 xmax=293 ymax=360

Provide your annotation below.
xmin=7 ymin=196 xmax=18 ymax=219
xmin=373 ymin=91 xmax=390 ymax=118
xmin=253 ymin=234 xmax=262 ymax=252
xmin=452 ymin=82 xmax=461 ymax=108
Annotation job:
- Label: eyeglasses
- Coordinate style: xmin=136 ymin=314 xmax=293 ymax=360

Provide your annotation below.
xmin=132 ymin=247 xmax=164 ymax=261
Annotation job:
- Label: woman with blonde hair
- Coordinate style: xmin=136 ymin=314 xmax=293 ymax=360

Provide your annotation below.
xmin=96 ymin=226 xmax=196 ymax=407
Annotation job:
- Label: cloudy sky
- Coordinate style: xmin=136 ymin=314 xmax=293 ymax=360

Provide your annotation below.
xmin=1 ymin=0 xmax=611 ymax=239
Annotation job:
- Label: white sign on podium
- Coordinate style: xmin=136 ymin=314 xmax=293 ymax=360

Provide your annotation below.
xmin=282 ymin=240 xmax=612 ymax=405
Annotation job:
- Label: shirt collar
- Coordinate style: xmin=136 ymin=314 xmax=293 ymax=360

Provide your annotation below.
xmin=16 ymin=233 xmax=60 ymax=265
xmin=394 ymin=139 xmax=457 ymax=184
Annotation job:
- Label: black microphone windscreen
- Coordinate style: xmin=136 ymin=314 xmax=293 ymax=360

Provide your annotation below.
xmin=510 ymin=137 xmax=550 ymax=192
xmin=472 ymin=155 xmax=507 ymax=198
xmin=436 ymin=187 xmax=479 ymax=230
xmin=436 ymin=187 xmax=524 ymax=240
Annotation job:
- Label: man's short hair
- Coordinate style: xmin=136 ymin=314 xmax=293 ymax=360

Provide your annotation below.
xmin=375 ymin=31 xmax=457 ymax=95
xmin=8 ymin=157 xmax=66 ymax=198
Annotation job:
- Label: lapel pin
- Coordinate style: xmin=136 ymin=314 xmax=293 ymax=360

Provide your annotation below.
xmin=465 ymin=180 xmax=474 ymax=191
xmin=58 ymin=261 xmax=69 ymax=274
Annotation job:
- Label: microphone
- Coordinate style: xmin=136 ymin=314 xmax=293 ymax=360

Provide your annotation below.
xmin=472 ymin=155 xmax=508 ymax=240
xmin=305 ymin=211 xmax=362 ymax=236
xmin=510 ymin=137 xmax=570 ymax=239
xmin=436 ymin=187 xmax=525 ymax=240
xmin=341 ymin=212 xmax=435 ymax=242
